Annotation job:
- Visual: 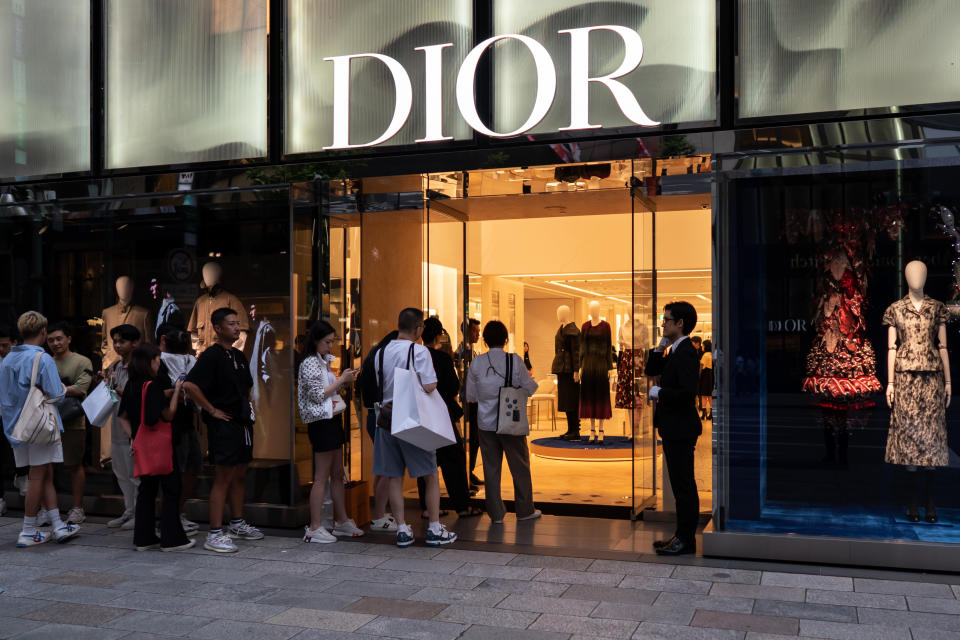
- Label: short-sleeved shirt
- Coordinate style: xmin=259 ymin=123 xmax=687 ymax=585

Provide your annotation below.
xmin=185 ymin=343 xmax=253 ymax=423
xmin=373 ymin=339 xmax=437 ymax=404
xmin=55 ymin=352 xmax=94 ymax=430
xmin=1 ymin=345 xmax=65 ymax=441
xmin=882 ymin=295 xmax=950 ymax=372
xmin=118 ymin=375 xmax=172 ymax=438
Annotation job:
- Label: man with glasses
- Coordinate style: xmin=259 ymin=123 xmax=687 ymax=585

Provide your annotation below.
xmin=645 ymin=301 xmax=702 ymax=556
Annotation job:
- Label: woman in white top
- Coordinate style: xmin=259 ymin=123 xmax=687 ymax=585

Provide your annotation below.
xmin=465 ymin=321 xmax=541 ymax=523
xmin=297 ymin=320 xmax=363 ymax=543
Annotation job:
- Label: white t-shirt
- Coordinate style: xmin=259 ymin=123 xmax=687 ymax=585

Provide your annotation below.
xmin=374 ymin=339 xmax=437 ymax=404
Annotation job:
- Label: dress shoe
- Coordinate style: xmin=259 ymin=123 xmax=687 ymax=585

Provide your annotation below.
xmin=925 ymin=506 xmax=938 ymax=523
xmin=906 ymin=508 xmax=921 ymax=523
xmin=560 ymin=432 xmax=581 ymax=441
xmin=653 ymin=535 xmax=678 ymax=550
xmin=655 ymin=538 xmax=695 ymax=556
xmin=470 ymin=474 xmax=484 ymax=486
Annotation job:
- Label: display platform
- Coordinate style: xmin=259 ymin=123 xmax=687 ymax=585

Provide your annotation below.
xmin=530 ymin=436 xmax=634 ymax=461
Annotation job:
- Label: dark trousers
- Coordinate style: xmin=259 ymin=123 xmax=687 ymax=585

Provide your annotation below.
xmin=564 ymin=411 xmax=580 ymax=435
xmin=134 ymin=470 xmax=189 ymax=548
xmin=418 ymin=430 xmax=470 ymax=513
xmin=467 ymin=402 xmax=479 ymax=475
xmin=662 ymin=438 xmax=699 ymax=542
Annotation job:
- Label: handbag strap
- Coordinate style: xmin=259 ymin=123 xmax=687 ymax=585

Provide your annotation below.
xmin=28 ymin=351 xmax=42 ymax=389
xmin=140 ymin=380 xmax=151 ymax=428
xmin=505 ymin=351 xmax=514 ymax=387
xmin=405 ymin=343 xmax=415 ymax=369
xmin=377 ymin=345 xmax=385 ymax=400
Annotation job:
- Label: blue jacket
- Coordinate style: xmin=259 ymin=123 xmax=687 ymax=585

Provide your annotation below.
xmin=1 ymin=345 xmax=65 ymax=445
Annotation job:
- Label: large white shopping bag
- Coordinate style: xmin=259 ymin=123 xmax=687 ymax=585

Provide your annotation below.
xmin=82 ymin=381 xmax=120 ymax=428
xmin=390 ymin=367 xmax=456 ymax=451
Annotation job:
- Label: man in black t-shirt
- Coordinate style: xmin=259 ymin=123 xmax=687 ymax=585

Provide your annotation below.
xmin=183 ymin=307 xmax=261 ymax=553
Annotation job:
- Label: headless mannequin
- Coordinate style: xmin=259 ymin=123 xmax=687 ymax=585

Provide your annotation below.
xmin=886 ymin=260 xmax=951 ymax=522
xmin=553 ymin=305 xmax=582 ymax=440
xmin=101 ymin=276 xmax=152 ymax=371
xmin=188 ymin=262 xmax=249 ymax=353
xmin=581 ymin=300 xmax=607 ymax=443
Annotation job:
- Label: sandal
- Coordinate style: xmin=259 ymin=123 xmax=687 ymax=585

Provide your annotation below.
xmin=457 ymin=506 xmax=483 ymax=518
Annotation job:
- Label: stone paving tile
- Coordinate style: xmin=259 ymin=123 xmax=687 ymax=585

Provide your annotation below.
xmin=22 ymin=601 xmax=131 ymax=626
xmin=0 ymin=596 xmax=48 ymax=618
xmin=190 ymin=618 xmax=304 ymax=639
xmin=172 ymin=555 xmax=263 ymax=570
xmin=181 ymin=567 xmax=265 ymax=584
xmin=10 ymin=622 xmax=132 ymax=640
xmin=476 ymin=577 xmax=570 ymax=596
xmin=252 ymin=573 xmax=343 ymax=591
xmin=110 ymin=576 xmax=197 ymax=595
xmin=806 ymin=588 xmax=906 ymax=610
xmin=36 ymin=569 xmax=130 ymax=587
xmin=378 ymin=557 xmax=464 ymax=574
xmin=433 ymin=549 xmax=517 ymax=565
xmin=799 ymin=619 xmax=911 ymax=640
xmin=408 ymin=586 xmax=509 ymax=607
xmin=857 ymin=607 xmax=960 ymax=632
xmin=287 ymin=631 xmax=404 ymax=640
xmin=359 ymin=544 xmax=444 ymax=559
xmin=632 ymin=621 xmax=745 ymax=639
xmin=529 ymin=613 xmax=639 ymax=638
xmin=911 ymin=630 xmax=960 ymax=640
xmin=265 ymin=607 xmax=375 ymax=632
xmin=534 ymin=567 xmax=624 ymax=586
xmin=743 ymin=634 xmax=822 ymax=640
xmin=181 ymin=599 xmax=290 ymax=622
xmin=343 ymin=596 xmax=447 ymax=620
xmin=761 ymin=572 xmax=853 ymax=591
xmin=710 ymin=583 xmax=805 ymax=602
xmin=588 ymin=559 xmax=675 ymax=577
xmin=257 ymin=588 xmax=361 ymax=611
xmin=103 ymin=610 xmax=214 ymax=636
xmin=31 ymin=583 xmax=130 ymax=605
xmin=909 ymin=596 xmax=960 ymax=614
xmin=652 ymin=591 xmax=755 ymax=614
xmin=357 ymin=615 xmax=469 ymax=640
xmin=508 ymin=554 xmax=593 ymax=570
xmin=953 ymin=585 xmax=960 ymax=599
xmin=397 ymin=572 xmax=486 ymax=589
xmin=107 ymin=591 xmax=197 ymax=613
xmin=313 ymin=566 xmax=407 ymax=584
xmin=288 ymin=550 xmax=392 ymax=569
xmin=752 ymin=599 xmax=858 ymax=623
xmin=0 ymin=616 xmax=45 ymax=640
xmin=458 ymin=625 xmax=569 ymax=640
xmin=854 ymin=578 xmax=956 ymax=599
xmin=589 ymin=602 xmax=694 ymax=625
xmin=619 ymin=575 xmax=712 ymax=594
xmin=691 ymin=610 xmax=798 ymax=635
xmin=453 ymin=563 xmax=543 ymax=580
xmin=434 ymin=603 xmax=540 ymax=629
xmin=245 ymin=560 xmax=331 ymax=576
xmin=190 ymin=581 xmax=281 ymax=602
xmin=564 ymin=584 xmax=658 ymax=606
xmin=321 ymin=580 xmax=419 ymax=599
xmin=670 ymin=566 xmax=761 ymax=585
xmin=497 ymin=593 xmax=598 ymax=616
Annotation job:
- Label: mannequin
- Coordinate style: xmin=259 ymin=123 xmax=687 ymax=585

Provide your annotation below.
xmin=579 ymin=300 xmax=614 ymax=443
xmin=187 ymin=262 xmax=250 ymax=353
xmin=551 ymin=304 xmax=582 ymax=441
xmin=616 ymin=312 xmax=647 ymax=429
xmin=883 ymin=260 xmax=951 ymax=523
xmin=101 ymin=276 xmax=153 ymax=371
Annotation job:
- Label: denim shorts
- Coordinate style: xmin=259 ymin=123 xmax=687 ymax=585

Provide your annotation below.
xmin=372 ymin=426 xmax=437 ymax=479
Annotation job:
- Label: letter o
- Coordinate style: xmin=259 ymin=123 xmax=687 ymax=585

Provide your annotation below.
xmin=456 ymin=34 xmax=556 ymax=138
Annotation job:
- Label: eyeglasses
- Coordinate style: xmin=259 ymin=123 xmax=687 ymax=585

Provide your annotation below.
xmin=662 ymin=316 xmax=677 ymax=324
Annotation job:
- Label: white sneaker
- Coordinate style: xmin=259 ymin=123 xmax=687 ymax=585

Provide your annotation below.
xmin=53 ymin=523 xmax=79 ymax=543
xmin=204 ymin=532 xmax=238 ymax=553
xmin=517 ymin=509 xmax=542 ymax=521
xmin=0 ymin=498 xmax=6 ymax=516
xmin=66 ymin=507 xmax=85 ymax=524
xmin=107 ymin=510 xmax=134 ymax=528
xmin=370 ymin=515 xmax=398 ymax=533
xmin=180 ymin=514 xmax=199 ymax=533
xmin=425 ymin=523 xmax=457 ymax=547
xmin=332 ymin=519 xmax=365 ymax=538
xmin=17 ymin=529 xmax=51 ymax=547
xmin=303 ymin=525 xmax=337 ymax=544
xmin=226 ymin=520 xmax=264 ymax=540
xmin=121 ymin=517 xmax=136 ymax=531
xmin=14 ymin=475 xmax=28 ymax=496
xmin=35 ymin=508 xmax=51 ymax=527
xmin=162 ymin=539 xmax=196 ymax=552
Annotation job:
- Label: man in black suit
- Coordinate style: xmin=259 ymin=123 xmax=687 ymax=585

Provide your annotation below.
xmin=645 ymin=301 xmax=702 ymax=556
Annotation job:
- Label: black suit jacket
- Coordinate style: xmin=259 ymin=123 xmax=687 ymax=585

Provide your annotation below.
xmin=644 ymin=338 xmax=702 ymax=440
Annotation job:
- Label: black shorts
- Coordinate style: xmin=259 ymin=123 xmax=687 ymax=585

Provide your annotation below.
xmin=308 ymin=416 xmax=345 ymax=453
xmin=206 ymin=419 xmax=253 ymax=466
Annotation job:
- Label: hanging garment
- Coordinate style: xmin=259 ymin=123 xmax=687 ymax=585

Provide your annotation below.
xmin=551 ymin=322 xmax=581 ymax=412
xmin=615 ymin=348 xmax=645 ymax=409
xmin=579 ymin=320 xmax=613 ymax=419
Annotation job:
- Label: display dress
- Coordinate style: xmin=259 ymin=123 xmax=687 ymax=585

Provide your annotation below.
xmin=579 ymin=320 xmax=613 ymax=419
xmin=551 ymin=322 xmax=581 ymax=413
xmin=882 ymin=296 xmax=950 ymax=467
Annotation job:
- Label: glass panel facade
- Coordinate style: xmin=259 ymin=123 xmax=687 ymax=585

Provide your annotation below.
xmin=492 ymin=0 xmax=716 ymax=136
xmin=285 ymin=0 xmax=473 ymax=153
xmin=0 ymin=0 xmax=90 ymax=178
xmin=106 ymin=0 xmax=268 ymax=169
xmin=739 ymin=0 xmax=960 ymax=119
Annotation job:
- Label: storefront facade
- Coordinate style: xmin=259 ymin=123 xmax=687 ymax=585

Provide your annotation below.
xmin=3 ymin=0 xmax=960 ymax=570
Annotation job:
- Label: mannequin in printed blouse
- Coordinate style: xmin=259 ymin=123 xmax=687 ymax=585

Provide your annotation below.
xmin=883 ymin=260 xmax=952 ymax=523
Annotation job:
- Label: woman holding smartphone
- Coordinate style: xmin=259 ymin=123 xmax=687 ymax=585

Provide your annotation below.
xmin=297 ymin=320 xmax=363 ymax=543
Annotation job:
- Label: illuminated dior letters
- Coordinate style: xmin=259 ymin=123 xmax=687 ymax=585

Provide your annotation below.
xmin=324 ymin=25 xmax=657 ymax=149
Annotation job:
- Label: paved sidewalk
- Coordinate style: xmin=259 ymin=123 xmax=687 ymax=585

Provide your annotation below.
xmin=1 ymin=514 xmax=959 ymax=639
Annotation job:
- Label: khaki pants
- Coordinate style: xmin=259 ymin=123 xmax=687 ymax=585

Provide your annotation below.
xmin=109 ymin=416 xmax=139 ymax=512
xmin=478 ymin=429 xmax=535 ymax=521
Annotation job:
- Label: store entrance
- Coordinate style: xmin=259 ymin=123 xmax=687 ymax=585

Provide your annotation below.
xmin=323 ymin=156 xmax=712 ymax=517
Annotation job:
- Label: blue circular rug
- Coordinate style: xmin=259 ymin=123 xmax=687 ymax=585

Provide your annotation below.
xmin=530 ymin=436 xmax=633 ymax=461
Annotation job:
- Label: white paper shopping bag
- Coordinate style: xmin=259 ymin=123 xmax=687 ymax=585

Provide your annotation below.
xmin=82 ymin=381 xmax=120 ymax=428
xmin=390 ymin=367 xmax=456 ymax=451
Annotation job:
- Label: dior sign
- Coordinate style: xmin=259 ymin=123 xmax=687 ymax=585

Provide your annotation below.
xmin=323 ymin=25 xmax=660 ymax=150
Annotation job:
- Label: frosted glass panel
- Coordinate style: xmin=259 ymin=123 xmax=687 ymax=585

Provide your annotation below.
xmin=0 ymin=0 xmax=90 ymax=179
xmin=493 ymin=0 xmax=716 ymax=135
xmin=107 ymin=0 xmax=268 ymax=169
xmin=286 ymin=0 xmax=473 ymax=153
xmin=740 ymin=0 xmax=960 ymax=118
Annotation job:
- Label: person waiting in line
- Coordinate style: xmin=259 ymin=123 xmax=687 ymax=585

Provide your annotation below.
xmin=0 ymin=324 xmax=19 ymax=515
xmin=1 ymin=312 xmax=79 ymax=546
xmin=455 ymin=318 xmax=484 ymax=491
xmin=46 ymin=322 xmax=93 ymax=526
xmin=699 ymin=339 xmax=714 ymax=421
xmin=357 ymin=330 xmax=400 ymax=533
xmin=116 ymin=343 xmax=194 ymax=552
xmin=416 ymin=317 xmax=482 ymax=519
xmin=297 ymin=320 xmax=365 ymax=544
xmin=104 ymin=324 xmax=141 ymax=531
xmin=465 ymin=321 xmax=541 ymax=524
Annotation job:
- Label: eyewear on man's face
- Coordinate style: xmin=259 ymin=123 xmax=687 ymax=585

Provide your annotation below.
xmin=662 ymin=315 xmax=677 ymax=325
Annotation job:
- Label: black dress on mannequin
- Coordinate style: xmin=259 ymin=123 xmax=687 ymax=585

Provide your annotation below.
xmin=551 ymin=322 xmax=581 ymax=439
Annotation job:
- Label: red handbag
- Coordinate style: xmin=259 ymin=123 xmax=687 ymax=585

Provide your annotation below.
xmin=132 ymin=381 xmax=173 ymax=477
